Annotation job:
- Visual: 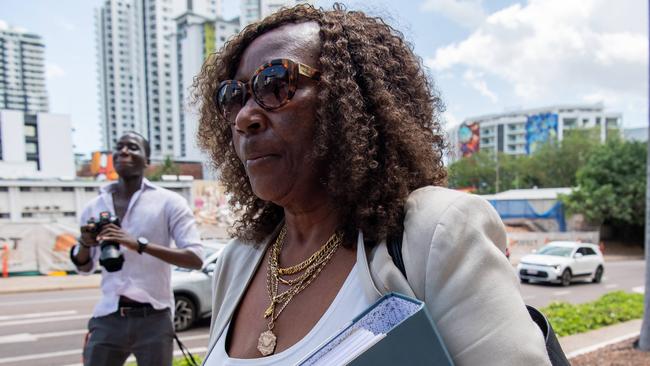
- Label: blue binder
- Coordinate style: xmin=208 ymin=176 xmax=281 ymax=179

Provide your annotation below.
xmin=298 ymin=292 xmax=454 ymax=366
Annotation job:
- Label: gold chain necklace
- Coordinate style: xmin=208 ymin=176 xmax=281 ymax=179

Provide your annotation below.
xmin=257 ymin=225 xmax=343 ymax=356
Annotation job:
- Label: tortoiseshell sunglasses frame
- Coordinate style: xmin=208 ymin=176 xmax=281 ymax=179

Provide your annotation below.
xmin=215 ymin=58 xmax=321 ymax=121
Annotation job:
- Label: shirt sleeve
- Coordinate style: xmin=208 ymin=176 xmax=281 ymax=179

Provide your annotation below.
xmin=167 ymin=194 xmax=204 ymax=260
xmin=406 ymin=189 xmax=551 ymax=366
xmin=74 ymin=204 xmax=99 ymax=275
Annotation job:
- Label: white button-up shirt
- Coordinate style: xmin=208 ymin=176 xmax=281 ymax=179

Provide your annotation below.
xmin=74 ymin=178 xmax=204 ymax=318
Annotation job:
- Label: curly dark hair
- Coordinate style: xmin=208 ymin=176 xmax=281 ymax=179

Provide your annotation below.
xmin=193 ymin=3 xmax=447 ymax=244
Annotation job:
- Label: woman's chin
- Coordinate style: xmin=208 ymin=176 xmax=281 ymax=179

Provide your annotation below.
xmin=250 ymin=183 xmax=287 ymax=204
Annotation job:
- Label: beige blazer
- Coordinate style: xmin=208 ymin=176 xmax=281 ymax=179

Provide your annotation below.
xmin=203 ymin=186 xmax=551 ymax=365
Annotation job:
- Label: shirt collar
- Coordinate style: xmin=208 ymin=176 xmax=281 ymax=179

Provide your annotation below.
xmin=100 ymin=177 xmax=156 ymax=194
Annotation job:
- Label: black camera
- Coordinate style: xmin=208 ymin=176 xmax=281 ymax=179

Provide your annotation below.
xmin=88 ymin=211 xmax=124 ymax=272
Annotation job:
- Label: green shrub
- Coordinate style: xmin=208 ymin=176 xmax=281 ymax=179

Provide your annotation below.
xmin=540 ymin=291 xmax=644 ymax=337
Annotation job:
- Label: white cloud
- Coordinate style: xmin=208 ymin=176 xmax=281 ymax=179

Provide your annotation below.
xmin=46 ymin=63 xmax=65 ymax=79
xmin=426 ymin=0 xmax=648 ymax=116
xmin=463 ymin=69 xmax=498 ymax=102
xmin=420 ymin=0 xmax=486 ymax=28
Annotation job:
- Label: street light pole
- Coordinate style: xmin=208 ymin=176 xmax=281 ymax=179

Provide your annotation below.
xmin=638 ymin=31 xmax=650 ymax=349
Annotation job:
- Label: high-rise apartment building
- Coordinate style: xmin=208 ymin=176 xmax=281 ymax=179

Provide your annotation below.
xmin=0 ymin=22 xmax=48 ymax=113
xmin=95 ymin=0 xmax=218 ymax=159
xmin=0 ymin=110 xmax=75 ymax=179
xmin=240 ymin=0 xmax=314 ymax=27
xmin=448 ymin=103 xmax=622 ymax=161
xmin=175 ymin=12 xmax=239 ymax=160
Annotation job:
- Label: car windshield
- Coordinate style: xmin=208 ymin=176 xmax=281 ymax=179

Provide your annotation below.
xmin=537 ymin=245 xmax=573 ymax=257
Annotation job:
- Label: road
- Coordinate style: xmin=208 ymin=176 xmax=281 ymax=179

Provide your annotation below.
xmin=519 ymin=259 xmax=645 ymax=308
xmin=0 ymin=289 xmax=210 ymax=366
xmin=0 ymin=259 xmax=644 ymax=366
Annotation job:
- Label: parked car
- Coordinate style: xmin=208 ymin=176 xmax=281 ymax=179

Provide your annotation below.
xmin=517 ymin=241 xmax=604 ymax=286
xmin=172 ymin=242 xmax=227 ymax=331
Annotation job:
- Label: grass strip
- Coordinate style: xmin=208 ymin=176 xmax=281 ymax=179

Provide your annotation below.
xmin=541 ymin=290 xmax=644 ymax=337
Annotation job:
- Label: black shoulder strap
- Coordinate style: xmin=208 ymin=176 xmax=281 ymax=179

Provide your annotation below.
xmin=387 ymin=231 xmax=407 ymax=279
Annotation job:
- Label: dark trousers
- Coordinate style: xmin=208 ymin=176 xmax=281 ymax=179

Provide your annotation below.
xmin=83 ymin=308 xmax=174 ymax=366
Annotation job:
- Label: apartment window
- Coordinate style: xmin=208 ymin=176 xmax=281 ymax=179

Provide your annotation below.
xmin=24 ymin=124 xmax=36 ymax=137
xmin=25 ymin=142 xmax=37 ymax=154
xmin=63 ymin=211 xmax=76 ymax=217
xmin=22 ymin=212 xmax=34 ymax=218
xmin=563 ymin=118 xmax=577 ymax=128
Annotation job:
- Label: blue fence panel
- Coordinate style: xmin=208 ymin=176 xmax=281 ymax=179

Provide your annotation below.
xmin=487 ymin=199 xmax=566 ymax=232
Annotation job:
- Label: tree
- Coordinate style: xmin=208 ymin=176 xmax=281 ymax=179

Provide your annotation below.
xmin=561 ymin=137 xmax=647 ymax=228
xmin=447 ymin=151 xmax=497 ymax=194
xmin=146 ymin=156 xmax=180 ymax=181
xmin=447 ymin=128 xmax=601 ymax=193
xmin=526 ymin=128 xmax=600 ymax=188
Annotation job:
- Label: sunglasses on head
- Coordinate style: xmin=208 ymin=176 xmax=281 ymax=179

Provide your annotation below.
xmin=214 ymin=58 xmax=321 ymax=124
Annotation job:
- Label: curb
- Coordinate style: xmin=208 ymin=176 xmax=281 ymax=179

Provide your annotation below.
xmin=566 ymin=332 xmax=640 ymax=359
xmin=0 ymin=283 xmax=100 ymax=295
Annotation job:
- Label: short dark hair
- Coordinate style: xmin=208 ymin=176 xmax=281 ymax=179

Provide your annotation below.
xmin=122 ymin=131 xmax=151 ymax=158
xmin=193 ymin=4 xmax=447 ymax=244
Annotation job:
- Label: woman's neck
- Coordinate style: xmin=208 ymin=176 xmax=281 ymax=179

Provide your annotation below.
xmin=282 ymin=197 xmax=340 ymax=252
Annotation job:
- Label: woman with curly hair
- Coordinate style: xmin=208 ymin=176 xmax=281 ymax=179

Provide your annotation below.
xmin=195 ymin=4 xmax=550 ymax=365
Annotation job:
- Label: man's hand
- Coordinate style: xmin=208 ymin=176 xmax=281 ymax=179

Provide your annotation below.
xmin=97 ymin=224 xmax=138 ymax=251
xmin=79 ymin=222 xmax=100 ymax=247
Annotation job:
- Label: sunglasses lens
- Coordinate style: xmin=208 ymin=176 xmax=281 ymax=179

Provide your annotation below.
xmin=252 ymin=65 xmax=290 ymax=109
xmin=217 ymin=82 xmax=245 ymax=122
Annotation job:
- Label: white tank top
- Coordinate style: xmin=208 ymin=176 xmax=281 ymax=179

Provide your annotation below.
xmin=205 ymin=264 xmax=377 ymax=365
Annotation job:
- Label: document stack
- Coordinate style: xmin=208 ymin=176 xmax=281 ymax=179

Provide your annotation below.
xmin=298 ymin=293 xmax=454 ymax=366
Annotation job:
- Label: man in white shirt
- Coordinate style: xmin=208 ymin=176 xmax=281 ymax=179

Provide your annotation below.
xmin=70 ymin=132 xmax=204 ymax=366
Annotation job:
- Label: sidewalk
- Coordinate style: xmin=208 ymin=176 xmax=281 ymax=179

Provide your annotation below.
xmin=561 ymin=319 xmax=643 ymax=359
xmin=0 ymin=273 xmax=101 ymax=294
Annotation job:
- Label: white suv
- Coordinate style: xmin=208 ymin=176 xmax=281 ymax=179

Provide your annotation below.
xmin=517 ymin=241 xmax=604 ymax=286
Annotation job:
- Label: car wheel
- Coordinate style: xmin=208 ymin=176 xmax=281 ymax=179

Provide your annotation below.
xmin=174 ymin=295 xmax=196 ymax=332
xmin=592 ymin=266 xmax=604 ymax=283
xmin=561 ymin=269 xmax=572 ymax=287
xmin=520 ymin=277 xmax=529 ymax=284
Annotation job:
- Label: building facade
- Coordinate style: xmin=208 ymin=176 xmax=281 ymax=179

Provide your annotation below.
xmin=240 ymin=0 xmax=314 ymax=27
xmin=175 ymin=12 xmax=239 ymax=160
xmin=0 ymin=179 xmax=191 ymax=223
xmin=0 ymin=110 xmax=75 ymax=179
xmin=448 ymin=103 xmax=622 ymax=161
xmin=95 ymin=0 xmax=218 ymax=160
xmin=0 ymin=22 xmax=48 ymax=113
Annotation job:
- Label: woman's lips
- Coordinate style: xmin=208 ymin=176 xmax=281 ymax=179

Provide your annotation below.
xmin=245 ymin=154 xmax=278 ymax=168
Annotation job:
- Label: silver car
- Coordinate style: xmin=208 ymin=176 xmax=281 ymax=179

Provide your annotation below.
xmin=172 ymin=243 xmax=226 ymax=331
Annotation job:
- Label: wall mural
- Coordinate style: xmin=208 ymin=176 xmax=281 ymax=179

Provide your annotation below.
xmin=526 ymin=113 xmax=558 ymax=154
xmin=458 ymin=122 xmax=480 ymax=158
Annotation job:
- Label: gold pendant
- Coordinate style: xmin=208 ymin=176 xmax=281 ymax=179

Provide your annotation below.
xmin=263 ymin=302 xmax=274 ymax=318
xmin=257 ymin=329 xmax=277 ymax=356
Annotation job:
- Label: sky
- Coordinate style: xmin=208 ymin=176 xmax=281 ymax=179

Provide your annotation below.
xmin=1 ymin=0 xmax=647 ymax=156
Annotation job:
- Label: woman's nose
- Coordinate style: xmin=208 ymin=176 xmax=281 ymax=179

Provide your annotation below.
xmin=233 ymin=97 xmax=268 ymax=134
